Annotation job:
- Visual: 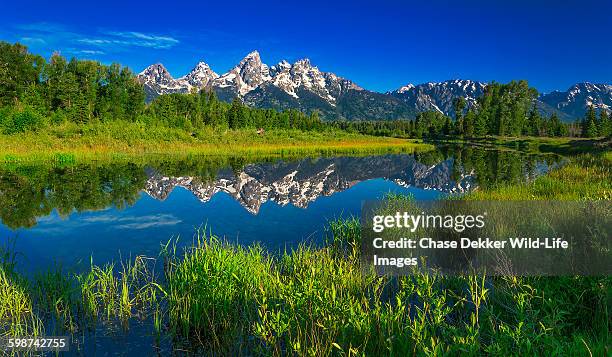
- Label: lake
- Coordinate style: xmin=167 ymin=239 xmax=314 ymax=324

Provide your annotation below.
xmin=0 ymin=145 xmax=562 ymax=273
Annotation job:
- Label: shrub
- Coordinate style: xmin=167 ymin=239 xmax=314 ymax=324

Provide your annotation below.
xmin=2 ymin=107 xmax=46 ymax=134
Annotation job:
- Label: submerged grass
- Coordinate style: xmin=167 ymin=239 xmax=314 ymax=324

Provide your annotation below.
xmin=0 ymin=151 xmax=609 ymax=355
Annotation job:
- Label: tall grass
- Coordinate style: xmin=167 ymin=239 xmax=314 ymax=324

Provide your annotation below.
xmin=467 ymin=151 xmax=611 ymax=200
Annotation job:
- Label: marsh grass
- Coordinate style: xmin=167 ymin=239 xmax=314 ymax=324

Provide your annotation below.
xmin=0 ymin=122 xmax=432 ymax=163
xmin=467 ymin=151 xmax=611 ymax=200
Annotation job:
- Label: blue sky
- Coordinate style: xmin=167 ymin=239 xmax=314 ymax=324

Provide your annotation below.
xmin=1 ymin=0 xmax=610 ymax=93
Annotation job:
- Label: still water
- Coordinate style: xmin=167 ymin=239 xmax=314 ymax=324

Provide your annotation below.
xmin=0 ymin=145 xmax=561 ymax=273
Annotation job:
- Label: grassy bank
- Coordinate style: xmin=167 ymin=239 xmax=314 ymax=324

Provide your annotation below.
xmin=1 ymin=151 xmax=609 ymax=355
xmin=432 ymin=135 xmax=611 ymax=155
xmin=0 ymin=121 xmax=432 ymax=162
xmin=467 ymin=151 xmax=611 ymax=200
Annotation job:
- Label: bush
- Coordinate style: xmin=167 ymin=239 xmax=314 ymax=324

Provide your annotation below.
xmin=50 ymin=110 xmax=68 ymax=125
xmin=0 ymin=107 xmax=10 ymax=130
xmin=1 ymin=107 xmax=46 ymax=134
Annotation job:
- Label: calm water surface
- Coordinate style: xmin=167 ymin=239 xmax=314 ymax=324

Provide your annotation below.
xmin=0 ymin=145 xmax=561 ymax=273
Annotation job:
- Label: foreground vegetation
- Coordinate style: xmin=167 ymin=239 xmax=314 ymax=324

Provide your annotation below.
xmin=0 ymin=150 xmax=609 ymax=355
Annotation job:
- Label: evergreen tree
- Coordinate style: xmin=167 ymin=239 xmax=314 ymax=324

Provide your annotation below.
xmin=227 ymin=97 xmax=245 ymax=129
xmin=582 ymin=106 xmax=599 ymax=137
xmin=549 ymin=113 xmax=562 ymax=137
xmin=463 ymin=110 xmax=476 ymax=137
xmin=453 ymin=97 xmax=466 ymax=135
xmin=599 ymin=110 xmax=610 ymax=137
xmin=527 ymin=105 xmax=542 ymax=136
xmin=452 ymin=97 xmax=466 ymax=120
xmin=473 ymin=109 xmax=488 ymax=137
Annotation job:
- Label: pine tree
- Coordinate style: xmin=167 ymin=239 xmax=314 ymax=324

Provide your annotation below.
xmin=463 ymin=110 xmax=475 ymax=137
xmin=582 ymin=105 xmax=599 ymax=137
xmin=452 ymin=97 xmax=466 ymax=135
xmin=443 ymin=116 xmax=452 ymax=135
xmin=527 ymin=105 xmax=541 ymax=136
xmin=474 ymin=110 xmax=488 ymax=137
xmin=453 ymin=97 xmax=466 ymax=120
xmin=549 ymin=113 xmax=562 ymax=137
xmin=227 ymin=97 xmax=244 ymax=129
xmin=599 ymin=110 xmax=610 ymax=137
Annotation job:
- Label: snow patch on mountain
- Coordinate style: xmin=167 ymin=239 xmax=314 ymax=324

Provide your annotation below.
xmin=390 ymin=79 xmax=487 ymax=117
xmin=177 ymin=61 xmax=219 ymax=89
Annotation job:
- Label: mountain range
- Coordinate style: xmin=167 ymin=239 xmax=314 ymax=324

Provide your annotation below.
xmin=138 ymin=51 xmax=611 ymax=121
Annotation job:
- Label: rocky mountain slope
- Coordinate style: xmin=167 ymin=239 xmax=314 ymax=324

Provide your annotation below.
xmin=388 ymin=80 xmax=487 ymax=117
xmin=539 ymin=83 xmax=612 ymax=118
xmin=138 ymin=52 xmax=611 ymax=121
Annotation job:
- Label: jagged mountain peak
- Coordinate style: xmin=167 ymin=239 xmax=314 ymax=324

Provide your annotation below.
xmin=191 ymin=61 xmax=215 ymax=72
xmin=137 ymin=53 xmax=610 ymax=121
xmin=137 ymin=63 xmax=188 ymax=102
xmin=243 ymin=50 xmax=261 ymax=60
xmin=396 ymin=83 xmax=415 ymax=93
xmin=212 ymin=50 xmax=271 ymax=96
xmin=293 ymin=58 xmax=313 ymax=67
xmin=178 ymin=61 xmax=219 ymax=88
xmin=270 ymin=60 xmax=291 ymax=76
xmin=236 ymin=50 xmax=266 ymax=70
xmin=568 ymin=82 xmax=612 ymax=93
xmin=139 ymin=63 xmax=173 ymax=81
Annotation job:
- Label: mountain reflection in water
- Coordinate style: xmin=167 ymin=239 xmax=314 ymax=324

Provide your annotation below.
xmin=0 ymin=146 xmax=562 ymax=270
xmin=144 ymin=155 xmax=475 ymax=214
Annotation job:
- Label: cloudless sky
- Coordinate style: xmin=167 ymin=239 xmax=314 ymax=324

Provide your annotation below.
xmin=1 ymin=0 xmax=610 ymax=93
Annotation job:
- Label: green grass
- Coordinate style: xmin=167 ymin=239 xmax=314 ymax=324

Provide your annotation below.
xmin=0 ymin=151 xmax=609 ymax=355
xmin=467 ymin=151 xmax=611 ymax=200
xmin=0 ymin=121 xmax=432 ymax=162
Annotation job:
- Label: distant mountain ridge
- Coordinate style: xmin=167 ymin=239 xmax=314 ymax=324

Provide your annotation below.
xmin=137 ymin=51 xmax=611 ymax=121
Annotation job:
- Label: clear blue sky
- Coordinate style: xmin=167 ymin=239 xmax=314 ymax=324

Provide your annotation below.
xmin=1 ymin=0 xmax=610 ymax=93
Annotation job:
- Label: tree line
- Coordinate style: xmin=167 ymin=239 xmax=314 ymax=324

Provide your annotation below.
xmin=332 ymin=81 xmax=610 ymax=139
xmin=0 ymin=41 xmax=609 ymax=138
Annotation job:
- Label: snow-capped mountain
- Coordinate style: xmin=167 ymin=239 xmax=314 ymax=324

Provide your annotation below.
xmin=390 ymin=80 xmax=610 ymax=119
xmin=138 ymin=63 xmax=190 ymax=100
xmin=389 ymin=80 xmax=487 ymax=117
xmin=138 ymin=52 xmax=610 ymax=120
xmin=539 ymin=83 xmax=612 ymax=118
xmin=212 ymin=50 xmax=271 ymax=98
xmin=177 ymin=61 xmax=219 ymax=89
xmin=138 ymin=51 xmax=414 ymax=120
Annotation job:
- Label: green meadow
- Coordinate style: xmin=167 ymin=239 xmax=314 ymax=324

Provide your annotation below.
xmin=0 ymin=121 xmax=432 ymax=163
